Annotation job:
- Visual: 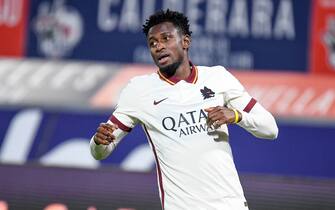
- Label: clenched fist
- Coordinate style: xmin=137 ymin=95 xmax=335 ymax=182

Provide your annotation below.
xmin=93 ymin=123 xmax=118 ymax=145
xmin=205 ymin=106 xmax=241 ymax=128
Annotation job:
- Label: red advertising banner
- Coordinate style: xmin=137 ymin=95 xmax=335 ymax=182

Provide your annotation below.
xmin=310 ymin=0 xmax=335 ymax=75
xmin=0 ymin=0 xmax=28 ymax=56
xmin=236 ymin=71 xmax=335 ymax=120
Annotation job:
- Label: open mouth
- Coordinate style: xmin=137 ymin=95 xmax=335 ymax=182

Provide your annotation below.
xmin=158 ymin=54 xmax=170 ymax=64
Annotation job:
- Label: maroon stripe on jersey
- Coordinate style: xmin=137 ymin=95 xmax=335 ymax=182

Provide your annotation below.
xmin=185 ymin=64 xmax=198 ymax=84
xmin=157 ymin=61 xmax=198 ymax=85
xmin=243 ymin=98 xmax=257 ymax=113
xmin=143 ymin=125 xmax=165 ymax=210
xmin=109 ymin=115 xmax=132 ymax=132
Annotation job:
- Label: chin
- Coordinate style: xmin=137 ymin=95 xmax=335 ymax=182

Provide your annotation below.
xmin=159 ymin=62 xmax=180 ymax=76
xmin=158 ymin=62 xmax=171 ymax=69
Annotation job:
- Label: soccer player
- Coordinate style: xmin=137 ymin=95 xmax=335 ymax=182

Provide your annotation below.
xmin=90 ymin=9 xmax=278 ymax=210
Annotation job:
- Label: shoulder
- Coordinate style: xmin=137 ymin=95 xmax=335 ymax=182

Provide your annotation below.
xmin=118 ymin=73 xmax=160 ymax=101
xmin=196 ymin=65 xmax=237 ymax=80
xmin=196 ymin=65 xmax=244 ymax=90
xmin=130 ymin=73 xmax=157 ymax=82
xmin=124 ymin=73 xmax=158 ymax=91
xmin=197 ymin=65 xmax=230 ymax=75
xmin=117 ymin=73 xmax=156 ymax=106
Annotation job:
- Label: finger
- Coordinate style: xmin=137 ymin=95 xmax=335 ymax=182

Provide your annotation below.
xmin=209 ymin=113 xmax=228 ymax=122
xmin=105 ymin=134 xmax=116 ymax=142
xmin=206 ymin=106 xmax=223 ymax=117
xmin=99 ymin=138 xmax=111 ymax=144
xmin=212 ymin=120 xmax=220 ymax=129
xmin=211 ymin=108 xmax=235 ymax=124
xmin=207 ymin=110 xmax=224 ymax=120
xmin=207 ymin=115 xmax=216 ymax=126
xmin=207 ymin=117 xmax=217 ymax=127
xmin=102 ymin=124 xmax=118 ymax=132
xmin=204 ymin=106 xmax=222 ymax=113
xmin=213 ymin=119 xmax=229 ymax=128
xmin=208 ymin=111 xmax=230 ymax=127
xmin=96 ymin=130 xmax=116 ymax=143
xmin=95 ymin=132 xmax=108 ymax=138
xmin=105 ymin=129 xmax=115 ymax=138
xmin=95 ymin=133 xmax=108 ymax=141
xmin=101 ymin=123 xmax=118 ymax=131
xmin=206 ymin=108 xmax=224 ymax=125
xmin=99 ymin=125 xmax=116 ymax=135
xmin=208 ymin=118 xmax=226 ymax=128
xmin=204 ymin=107 xmax=214 ymax=112
xmin=94 ymin=134 xmax=109 ymax=145
xmin=208 ymin=119 xmax=221 ymax=129
xmin=101 ymin=140 xmax=110 ymax=145
xmin=97 ymin=127 xmax=111 ymax=137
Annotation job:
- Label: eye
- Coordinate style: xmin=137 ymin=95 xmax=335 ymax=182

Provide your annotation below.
xmin=149 ymin=41 xmax=157 ymax=48
xmin=162 ymin=35 xmax=170 ymax=41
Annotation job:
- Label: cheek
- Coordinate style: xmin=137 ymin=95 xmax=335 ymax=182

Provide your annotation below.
xmin=170 ymin=44 xmax=184 ymax=57
xmin=149 ymin=48 xmax=156 ymax=57
xmin=176 ymin=46 xmax=185 ymax=58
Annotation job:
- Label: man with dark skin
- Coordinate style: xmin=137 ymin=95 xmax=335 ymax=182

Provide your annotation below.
xmin=91 ymin=9 xmax=278 ymax=210
xmin=95 ymin=20 xmax=238 ymax=145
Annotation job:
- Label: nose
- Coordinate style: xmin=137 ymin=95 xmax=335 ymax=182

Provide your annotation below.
xmin=155 ymin=41 xmax=165 ymax=52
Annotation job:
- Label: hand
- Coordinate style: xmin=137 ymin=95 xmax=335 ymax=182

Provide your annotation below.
xmin=204 ymin=106 xmax=240 ymax=128
xmin=93 ymin=123 xmax=118 ymax=145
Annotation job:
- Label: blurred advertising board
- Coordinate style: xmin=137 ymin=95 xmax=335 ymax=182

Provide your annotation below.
xmin=310 ymin=0 xmax=335 ymax=75
xmin=25 ymin=0 xmax=311 ymax=71
xmin=236 ymin=71 xmax=335 ymax=121
xmin=0 ymin=107 xmax=334 ymax=178
xmin=1 ymin=58 xmax=335 ymax=120
xmin=0 ymin=0 xmax=28 ymax=56
xmin=0 ymin=59 xmax=123 ymax=110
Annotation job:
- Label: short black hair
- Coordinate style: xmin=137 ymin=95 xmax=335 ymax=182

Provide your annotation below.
xmin=142 ymin=9 xmax=192 ymax=37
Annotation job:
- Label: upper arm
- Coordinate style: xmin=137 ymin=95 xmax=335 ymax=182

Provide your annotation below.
xmin=216 ymin=67 xmax=256 ymax=112
xmin=216 ymin=67 xmax=278 ymax=139
xmin=111 ymin=81 xmax=140 ymax=132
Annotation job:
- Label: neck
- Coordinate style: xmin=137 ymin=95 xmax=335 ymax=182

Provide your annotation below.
xmin=164 ymin=56 xmax=191 ymax=80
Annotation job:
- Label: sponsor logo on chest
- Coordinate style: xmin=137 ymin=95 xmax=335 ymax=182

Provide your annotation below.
xmin=162 ymin=109 xmax=216 ymax=138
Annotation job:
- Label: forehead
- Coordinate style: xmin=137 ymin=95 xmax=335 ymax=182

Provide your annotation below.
xmin=148 ymin=22 xmax=179 ymax=38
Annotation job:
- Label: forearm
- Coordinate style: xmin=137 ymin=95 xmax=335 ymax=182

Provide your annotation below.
xmin=237 ymin=103 xmax=278 ymax=140
xmin=227 ymin=93 xmax=278 ymax=140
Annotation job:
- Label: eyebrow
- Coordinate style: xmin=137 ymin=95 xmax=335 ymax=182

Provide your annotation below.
xmin=148 ymin=32 xmax=172 ymax=41
xmin=160 ymin=32 xmax=172 ymax=37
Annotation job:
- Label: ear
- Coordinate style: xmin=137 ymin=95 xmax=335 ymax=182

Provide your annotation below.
xmin=182 ymin=35 xmax=191 ymax=50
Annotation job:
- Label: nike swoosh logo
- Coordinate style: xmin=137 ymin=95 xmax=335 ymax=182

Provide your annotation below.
xmin=153 ymin=97 xmax=168 ymax=105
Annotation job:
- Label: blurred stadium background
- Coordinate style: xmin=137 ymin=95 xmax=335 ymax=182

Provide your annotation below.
xmin=0 ymin=0 xmax=335 ymax=209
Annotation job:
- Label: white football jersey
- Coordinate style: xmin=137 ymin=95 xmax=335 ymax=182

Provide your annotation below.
xmin=112 ymin=65 xmax=254 ymax=210
xmin=91 ymin=64 xmax=278 ymax=210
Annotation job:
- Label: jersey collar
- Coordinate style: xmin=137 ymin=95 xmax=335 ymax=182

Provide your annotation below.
xmin=157 ymin=62 xmax=198 ymax=85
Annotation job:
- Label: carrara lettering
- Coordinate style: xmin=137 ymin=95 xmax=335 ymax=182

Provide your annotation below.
xmin=97 ymin=0 xmax=295 ymax=40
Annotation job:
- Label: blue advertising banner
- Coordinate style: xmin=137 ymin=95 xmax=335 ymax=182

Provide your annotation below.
xmin=0 ymin=107 xmax=334 ymax=178
xmin=26 ymin=0 xmax=311 ymax=71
